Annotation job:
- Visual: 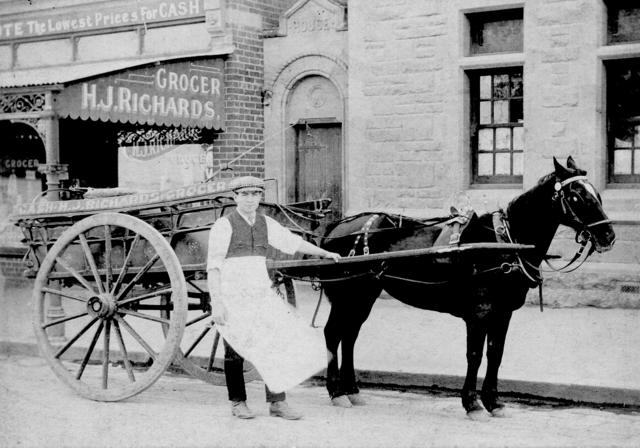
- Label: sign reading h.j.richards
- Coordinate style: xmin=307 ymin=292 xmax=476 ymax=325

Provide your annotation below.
xmin=55 ymin=58 xmax=225 ymax=130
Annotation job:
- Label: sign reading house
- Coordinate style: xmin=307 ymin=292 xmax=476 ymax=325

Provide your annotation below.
xmin=55 ymin=59 xmax=225 ymax=130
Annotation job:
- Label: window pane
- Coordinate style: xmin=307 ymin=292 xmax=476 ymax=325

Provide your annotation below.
xmin=495 ymin=153 xmax=511 ymax=174
xmin=480 ymin=76 xmax=492 ymax=99
xmin=513 ymin=127 xmax=524 ymax=150
xmin=469 ymin=9 xmax=524 ymax=54
xmin=478 ymin=153 xmax=493 ymax=175
xmin=614 ymin=149 xmax=632 ymax=174
xmin=480 ymin=101 xmax=492 ymax=124
xmin=511 ymin=75 xmax=523 ymax=97
xmin=635 ymin=150 xmax=640 ymax=174
xmin=493 ymin=101 xmax=509 ymax=123
xmin=635 ymin=126 xmax=640 ymax=147
xmin=614 ymin=136 xmax=632 ymax=148
xmin=513 ymin=152 xmax=523 ymax=175
xmin=608 ymin=6 xmax=640 ymax=44
xmin=495 ymin=127 xmax=510 ymax=149
xmin=478 ymin=129 xmax=494 ymax=150
xmin=510 ymin=98 xmax=523 ymax=122
xmin=493 ymin=75 xmax=510 ymax=98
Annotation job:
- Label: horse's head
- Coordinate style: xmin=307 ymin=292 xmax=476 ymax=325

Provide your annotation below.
xmin=551 ymin=156 xmax=616 ymax=253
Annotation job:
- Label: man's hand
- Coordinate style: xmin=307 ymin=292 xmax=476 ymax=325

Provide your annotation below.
xmin=323 ymin=250 xmax=341 ymax=262
xmin=211 ymin=300 xmax=228 ymax=326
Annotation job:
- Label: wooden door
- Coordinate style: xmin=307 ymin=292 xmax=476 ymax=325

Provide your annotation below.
xmin=295 ymin=123 xmax=342 ymax=218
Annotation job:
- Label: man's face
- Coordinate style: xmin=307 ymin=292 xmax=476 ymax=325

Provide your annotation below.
xmin=233 ymin=188 xmax=262 ymax=215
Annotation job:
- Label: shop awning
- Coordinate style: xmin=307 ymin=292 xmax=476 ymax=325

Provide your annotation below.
xmin=0 ymin=58 xmax=165 ymax=89
xmin=1 ymin=52 xmax=230 ymax=130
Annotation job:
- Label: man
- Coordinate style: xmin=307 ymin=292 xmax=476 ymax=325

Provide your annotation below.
xmin=207 ymin=175 xmax=340 ymax=420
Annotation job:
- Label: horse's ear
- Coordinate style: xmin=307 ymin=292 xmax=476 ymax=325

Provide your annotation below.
xmin=566 ymin=156 xmax=578 ymax=170
xmin=553 ymin=157 xmax=566 ymax=175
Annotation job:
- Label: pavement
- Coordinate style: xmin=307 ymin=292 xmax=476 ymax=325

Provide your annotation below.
xmin=2 ymin=280 xmax=640 ymax=408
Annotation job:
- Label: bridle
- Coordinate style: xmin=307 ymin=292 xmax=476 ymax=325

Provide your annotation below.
xmin=551 ymin=175 xmax=611 ymax=253
xmin=494 ymin=175 xmax=611 ymax=310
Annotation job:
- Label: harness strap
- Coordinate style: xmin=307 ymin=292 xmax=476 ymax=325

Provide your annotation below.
xmin=348 ymin=214 xmax=379 ymax=257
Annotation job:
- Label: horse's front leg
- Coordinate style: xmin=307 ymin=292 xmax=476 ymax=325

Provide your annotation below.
xmin=339 ymin=295 xmax=377 ymax=406
xmin=463 ymin=313 xmax=488 ymax=419
xmin=481 ymin=310 xmax=513 ymax=417
xmin=323 ymin=302 xmax=344 ymax=404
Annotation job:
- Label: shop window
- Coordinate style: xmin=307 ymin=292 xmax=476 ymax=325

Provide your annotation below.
xmin=606 ymin=1 xmax=640 ymax=44
xmin=468 ymin=9 xmax=523 ymax=55
xmin=470 ymin=68 xmax=524 ymax=184
xmin=607 ymin=58 xmax=640 ymax=184
xmin=0 ymin=120 xmax=46 ymax=248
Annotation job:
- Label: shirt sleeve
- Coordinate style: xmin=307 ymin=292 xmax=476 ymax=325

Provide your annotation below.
xmin=265 ymin=215 xmax=303 ymax=255
xmin=207 ymin=217 xmax=232 ymax=271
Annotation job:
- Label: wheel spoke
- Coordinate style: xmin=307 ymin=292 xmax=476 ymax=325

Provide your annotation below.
xmin=76 ymin=320 xmax=104 ymax=380
xmin=79 ymin=233 xmax=104 ymax=294
xmin=111 ymin=233 xmax=140 ymax=296
xmin=104 ymin=225 xmax=113 ymax=293
xmin=102 ymin=319 xmax=111 ymax=389
xmin=55 ymin=257 xmax=96 ymax=295
xmin=118 ymin=309 xmax=170 ymax=325
xmin=186 ymin=311 xmax=211 ymax=327
xmin=116 ymin=254 xmax=160 ymax=301
xmin=54 ymin=317 xmax=98 ymax=359
xmin=207 ymin=330 xmax=221 ymax=372
xmin=41 ymin=287 xmax=88 ymax=303
xmin=113 ymin=319 xmax=135 ymax=382
xmin=115 ymin=315 xmax=157 ymax=361
xmin=183 ymin=325 xmax=211 ymax=358
xmin=42 ymin=310 xmax=88 ymax=329
xmin=118 ymin=287 xmax=172 ymax=307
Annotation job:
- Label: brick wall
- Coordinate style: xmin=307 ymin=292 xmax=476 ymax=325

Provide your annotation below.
xmin=0 ymin=256 xmax=31 ymax=289
xmin=210 ymin=0 xmax=294 ymax=180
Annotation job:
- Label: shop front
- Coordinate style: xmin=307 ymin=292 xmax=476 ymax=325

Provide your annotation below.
xmin=0 ymin=56 xmax=225 ymax=256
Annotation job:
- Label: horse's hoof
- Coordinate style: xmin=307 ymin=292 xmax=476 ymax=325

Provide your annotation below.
xmin=467 ymin=409 xmax=490 ymax=421
xmin=331 ymin=396 xmax=353 ymax=408
xmin=490 ymin=407 xmax=509 ymax=418
xmin=347 ymin=393 xmax=367 ymax=406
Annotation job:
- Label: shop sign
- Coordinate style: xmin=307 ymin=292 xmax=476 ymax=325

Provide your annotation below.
xmin=0 ymin=0 xmax=203 ymax=42
xmin=55 ymin=59 xmax=225 ymax=130
xmin=12 ymin=180 xmax=231 ymax=217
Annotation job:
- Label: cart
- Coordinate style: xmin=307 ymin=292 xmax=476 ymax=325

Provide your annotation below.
xmin=12 ymin=182 xmax=534 ymax=402
xmin=11 ymin=181 xmax=330 ymax=401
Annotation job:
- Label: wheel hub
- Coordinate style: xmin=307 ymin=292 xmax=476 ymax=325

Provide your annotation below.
xmin=87 ymin=294 xmax=117 ymax=318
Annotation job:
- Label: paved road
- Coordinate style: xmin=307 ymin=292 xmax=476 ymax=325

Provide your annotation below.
xmin=1 ymin=354 xmax=639 ymax=448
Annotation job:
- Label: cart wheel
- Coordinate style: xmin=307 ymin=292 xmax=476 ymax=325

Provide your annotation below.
xmin=32 ymin=213 xmax=187 ymax=401
xmin=161 ymin=276 xmax=296 ymax=385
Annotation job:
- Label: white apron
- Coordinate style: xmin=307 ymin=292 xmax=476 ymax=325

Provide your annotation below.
xmin=216 ymin=256 xmax=326 ymax=393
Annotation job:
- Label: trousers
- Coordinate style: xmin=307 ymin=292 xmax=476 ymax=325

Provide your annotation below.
xmin=223 ymin=339 xmax=285 ymax=403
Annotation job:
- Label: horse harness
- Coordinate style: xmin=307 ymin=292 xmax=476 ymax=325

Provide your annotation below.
xmin=491 ymin=174 xmax=611 ymax=311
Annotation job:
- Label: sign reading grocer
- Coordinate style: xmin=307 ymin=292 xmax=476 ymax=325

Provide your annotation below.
xmin=55 ymin=59 xmax=225 ymax=130
xmin=0 ymin=0 xmax=203 ymax=41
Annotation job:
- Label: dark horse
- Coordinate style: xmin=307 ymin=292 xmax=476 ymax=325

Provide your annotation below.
xmin=319 ymin=157 xmax=616 ymax=418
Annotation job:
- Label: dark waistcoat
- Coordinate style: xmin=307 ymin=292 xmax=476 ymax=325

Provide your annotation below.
xmin=226 ymin=210 xmax=268 ymax=258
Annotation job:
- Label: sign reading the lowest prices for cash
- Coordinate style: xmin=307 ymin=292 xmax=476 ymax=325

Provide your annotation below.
xmin=0 ymin=0 xmax=203 ymax=41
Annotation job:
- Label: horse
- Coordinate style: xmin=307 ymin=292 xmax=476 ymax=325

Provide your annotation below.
xmin=319 ymin=157 xmax=616 ymax=418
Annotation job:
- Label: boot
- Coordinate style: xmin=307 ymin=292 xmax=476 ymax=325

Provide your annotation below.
xmin=269 ymin=401 xmax=303 ymax=420
xmin=231 ymin=401 xmax=255 ymax=419
xmin=347 ymin=393 xmax=367 ymax=406
xmin=331 ymin=395 xmax=352 ymax=408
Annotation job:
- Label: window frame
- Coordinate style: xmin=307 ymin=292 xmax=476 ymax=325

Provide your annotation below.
xmin=469 ymin=67 xmax=524 ymax=185
xmin=606 ymin=58 xmax=640 ymax=184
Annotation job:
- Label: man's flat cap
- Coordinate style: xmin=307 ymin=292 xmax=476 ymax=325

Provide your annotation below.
xmin=229 ymin=176 xmax=265 ymax=191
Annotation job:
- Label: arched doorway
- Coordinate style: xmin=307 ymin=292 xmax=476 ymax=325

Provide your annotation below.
xmin=286 ymin=75 xmax=343 ymax=217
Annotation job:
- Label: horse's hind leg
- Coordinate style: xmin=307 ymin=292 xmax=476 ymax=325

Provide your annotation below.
xmin=481 ymin=310 xmax=512 ymax=416
xmin=462 ymin=314 xmax=489 ymax=418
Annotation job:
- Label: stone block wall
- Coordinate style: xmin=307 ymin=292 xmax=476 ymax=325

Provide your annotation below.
xmin=348 ymin=0 xmax=640 ymax=307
